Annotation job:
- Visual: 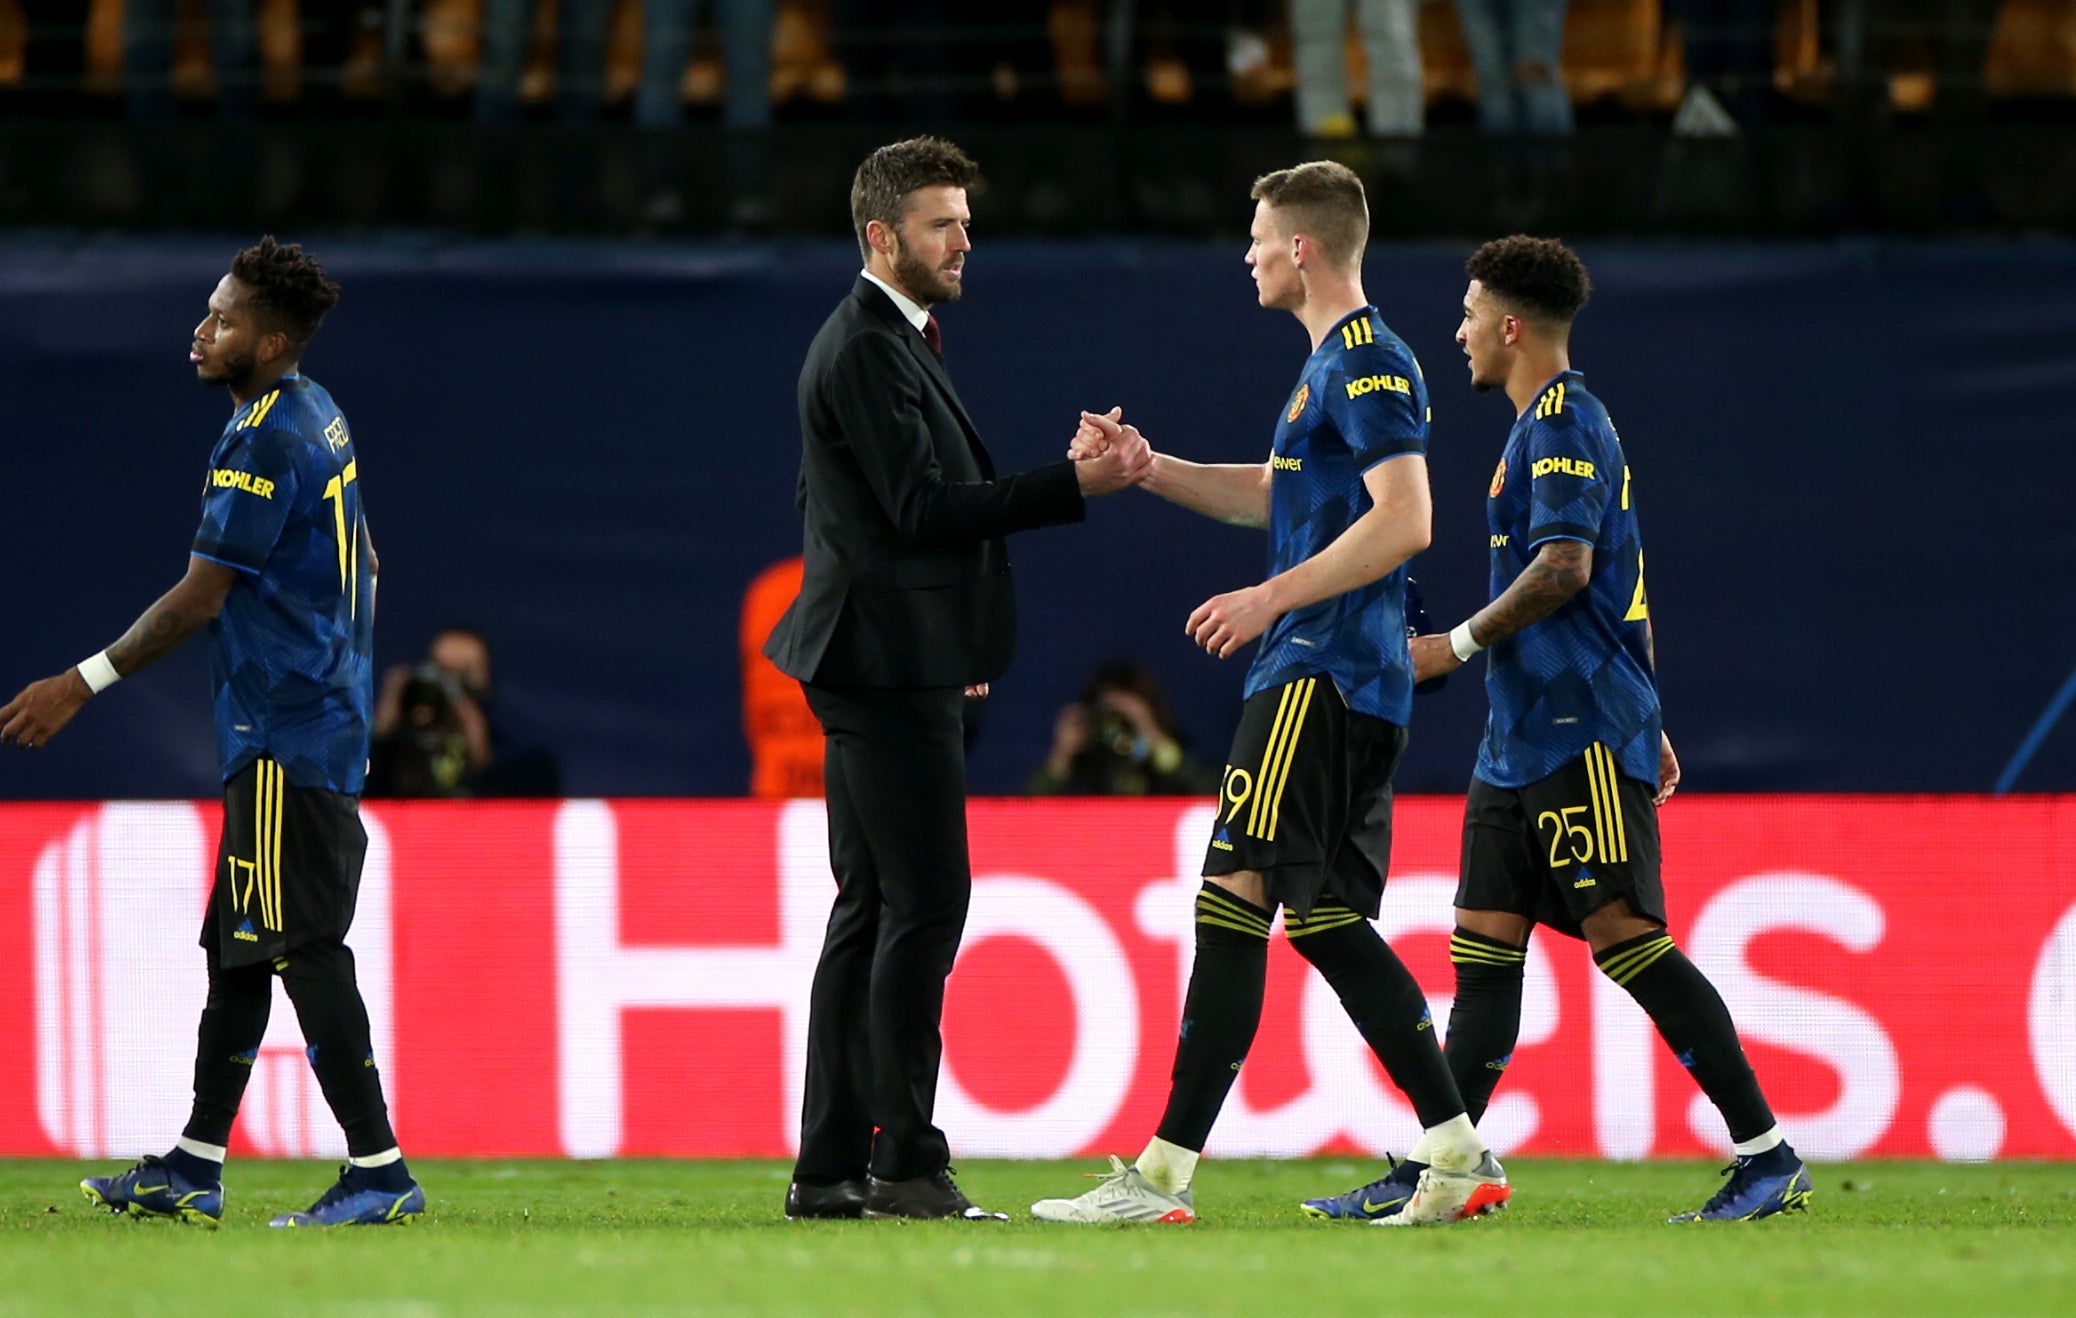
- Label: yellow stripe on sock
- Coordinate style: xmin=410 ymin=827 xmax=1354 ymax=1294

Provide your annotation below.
xmin=1609 ymin=940 xmax=1675 ymax=985
xmin=1196 ymin=889 xmax=1271 ymax=937
xmin=1286 ymin=911 xmax=1366 ymax=939
xmin=1196 ymin=911 xmax=1272 ymax=940
xmin=1597 ymin=935 xmax=1676 ymax=986
xmin=1197 ymin=887 xmax=1269 ymax=925
xmin=1450 ymin=935 xmax=1527 ymax=966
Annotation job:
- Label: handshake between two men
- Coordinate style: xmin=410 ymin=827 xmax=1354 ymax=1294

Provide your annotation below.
xmin=1068 ymin=406 xmax=1152 ymax=495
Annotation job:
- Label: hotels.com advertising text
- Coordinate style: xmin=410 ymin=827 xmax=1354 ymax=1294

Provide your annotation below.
xmin=2 ymin=796 xmax=2072 ymax=1162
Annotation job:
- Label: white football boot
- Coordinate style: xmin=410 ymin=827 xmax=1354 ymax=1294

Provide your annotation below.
xmin=1374 ymin=1151 xmax=1510 ymax=1226
xmin=1031 ymin=1156 xmax=1198 ymax=1224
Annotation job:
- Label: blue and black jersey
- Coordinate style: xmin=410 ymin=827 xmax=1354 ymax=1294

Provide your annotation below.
xmin=1476 ymin=370 xmax=1660 ymax=788
xmin=191 ymin=374 xmax=373 ymax=794
xmin=1245 ymin=307 xmax=1429 ymax=726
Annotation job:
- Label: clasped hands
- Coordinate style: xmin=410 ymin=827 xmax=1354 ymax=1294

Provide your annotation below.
xmin=1067 ymin=408 xmax=1274 ymax=660
xmin=1068 ymin=407 xmax=1152 ymax=495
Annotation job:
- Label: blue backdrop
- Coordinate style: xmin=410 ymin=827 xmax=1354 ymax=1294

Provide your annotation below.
xmin=2 ymin=237 xmax=2071 ymax=799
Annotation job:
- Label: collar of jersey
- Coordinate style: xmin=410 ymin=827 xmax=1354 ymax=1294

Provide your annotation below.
xmin=226 ymin=373 xmax=304 ymax=431
xmin=1322 ymin=305 xmax=1379 ymax=346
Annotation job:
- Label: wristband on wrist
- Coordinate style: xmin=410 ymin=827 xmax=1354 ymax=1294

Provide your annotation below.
xmin=76 ymin=651 xmax=121 ymax=695
xmin=1447 ymin=621 xmax=1485 ymax=663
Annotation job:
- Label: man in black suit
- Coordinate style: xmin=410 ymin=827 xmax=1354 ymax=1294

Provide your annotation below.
xmin=765 ymin=137 xmax=1151 ymax=1221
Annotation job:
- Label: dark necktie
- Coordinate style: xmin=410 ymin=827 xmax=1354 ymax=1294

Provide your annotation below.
xmin=923 ymin=313 xmax=943 ymax=357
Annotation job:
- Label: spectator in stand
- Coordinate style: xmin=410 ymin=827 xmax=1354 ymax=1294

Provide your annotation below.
xmin=970 ymin=2 xmax=1063 ymax=119
xmin=1455 ymin=0 xmax=1574 ymax=135
xmin=834 ymin=0 xmax=957 ymax=124
xmin=1027 ymin=661 xmax=1218 ymax=797
xmin=9 ymin=0 xmax=86 ymax=113
xmin=634 ymin=0 xmax=775 ymax=129
xmin=123 ymin=0 xmax=259 ymax=118
xmin=1855 ymin=0 xmax=2004 ymax=127
xmin=475 ymin=0 xmax=614 ymax=123
xmin=1289 ymin=0 xmax=1425 ymax=138
xmin=1127 ymin=0 xmax=1282 ymax=120
xmin=297 ymin=1 xmax=391 ymax=103
xmin=741 ymin=558 xmax=824 ymax=798
xmin=1668 ymin=0 xmax=1773 ymax=130
xmin=835 ymin=2 xmax=1060 ymax=122
xmin=367 ymin=625 xmax=561 ymax=797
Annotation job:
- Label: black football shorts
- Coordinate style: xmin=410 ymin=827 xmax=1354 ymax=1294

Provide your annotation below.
xmin=1202 ymin=674 xmax=1407 ymax=919
xmin=1457 ymin=742 xmax=1666 ymax=937
xmin=202 ymin=756 xmax=369 ymax=969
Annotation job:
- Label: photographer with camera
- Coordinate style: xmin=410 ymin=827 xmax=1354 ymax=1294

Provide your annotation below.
xmin=1027 ymin=660 xmax=1217 ymax=797
xmin=366 ymin=625 xmax=561 ymax=798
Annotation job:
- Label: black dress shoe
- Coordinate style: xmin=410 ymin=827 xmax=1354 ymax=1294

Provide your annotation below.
xmin=863 ymin=1169 xmax=1008 ymax=1221
xmin=785 ymin=1178 xmax=866 ymax=1220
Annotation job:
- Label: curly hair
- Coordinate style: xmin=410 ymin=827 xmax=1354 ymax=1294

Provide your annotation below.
xmin=229 ymin=235 xmax=341 ymax=350
xmin=1251 ymin=161 xmax=1369 ymax=268
xmin=850 ymin=137 xmax=981 ymax=260
xmin=1466 ymin=235 xmax=1591 ymax=325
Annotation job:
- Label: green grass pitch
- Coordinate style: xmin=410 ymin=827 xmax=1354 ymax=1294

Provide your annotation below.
xmin=2 ymin=1158 xmax=2070 ymax=1315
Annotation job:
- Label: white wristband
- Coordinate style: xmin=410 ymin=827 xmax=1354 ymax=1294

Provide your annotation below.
xmin=1448 ymin=622 xmax=1485 ymax=663
xmin=77 ymin=651 xmax=121 ymax=695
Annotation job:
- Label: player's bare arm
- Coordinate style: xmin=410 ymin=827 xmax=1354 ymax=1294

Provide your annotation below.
xmin=1145 ymin=448 xmax=1274 ymax=529
xmin=107 ymin=557 xmax=242 ymax=675
xmin=1072 ymin=412 xmax=1270 ymax=528
xmin=1409 ymin=538 xmax=1591 ymax=684
xmin=0 ymin=556 xmax=239 ymax=750
xmin=1187 ymin=454 xmax=1430 ymax=659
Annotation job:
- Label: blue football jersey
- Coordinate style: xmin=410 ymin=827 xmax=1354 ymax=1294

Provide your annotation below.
xmin=1476 ymin=370 xmax=1661 ymax=788
xmin=1245 ymin=307 xmax=1429 ymax=725
xmin=190 ymin=375 xmax=374 ymax=793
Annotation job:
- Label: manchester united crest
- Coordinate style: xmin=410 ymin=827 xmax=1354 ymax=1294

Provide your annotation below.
xmin=1285 ymin=383 xmax=1309 ymax=424
xmin=1489 ymin=457 xmax=1507 ymax=497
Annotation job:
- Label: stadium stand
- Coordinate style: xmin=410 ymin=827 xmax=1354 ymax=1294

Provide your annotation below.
xmin=1 ymin=2 xmax=2066 ymax=117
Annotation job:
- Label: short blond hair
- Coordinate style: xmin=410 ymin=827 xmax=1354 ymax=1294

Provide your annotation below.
xmin=1251 ymin=161 xmax=1369 ymax=269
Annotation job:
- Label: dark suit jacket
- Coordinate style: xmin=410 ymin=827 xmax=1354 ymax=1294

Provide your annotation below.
xmin=764 ymin=277 xmax=1086 ymax=689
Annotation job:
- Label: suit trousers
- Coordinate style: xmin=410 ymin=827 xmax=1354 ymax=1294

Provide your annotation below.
xmin=795 ymin=682 xmax=972 ymax=1183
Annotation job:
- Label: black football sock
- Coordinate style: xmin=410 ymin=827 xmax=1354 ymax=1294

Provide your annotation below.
xmin=182 ymin=951 xmax=273 ymax=1152
xmin=1596 ymin=930 xmax=1777 ymax=1143
xmin=1287 ymin=899 xmax=1466 ymax=1129
xmin=279 ymin=942 xmax=399 ymax=1159
xmin=1153 ymin=884 xmax=1271 ymax=1152
xmin=1443 ymin=927 xmax=1528 ymax=1126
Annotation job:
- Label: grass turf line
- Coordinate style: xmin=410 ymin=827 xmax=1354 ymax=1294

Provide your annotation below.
xmin=2 ymin=1158 xmax=2070 ymax=1316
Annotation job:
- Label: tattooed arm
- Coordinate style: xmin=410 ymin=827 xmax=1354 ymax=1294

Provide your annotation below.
xmin=0 ymin=556 xmax=240 ymax=750
xmin=1408 ymin=540 xmax=1592 ymax=683
xmin=1463 ymin=539 xmax=1592 ymax=648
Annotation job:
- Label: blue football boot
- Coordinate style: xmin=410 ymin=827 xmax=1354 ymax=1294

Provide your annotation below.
xmin=80 ymin=1155 xmax=224 ymax=1228
xmin=270 ymin=1164 xmax=427 ymax=1228
xmin=1669 ymin=1144 xmax=1813 ymax=1223
xmin=1300 ymin=1155 xmax=1426 ymax=1222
